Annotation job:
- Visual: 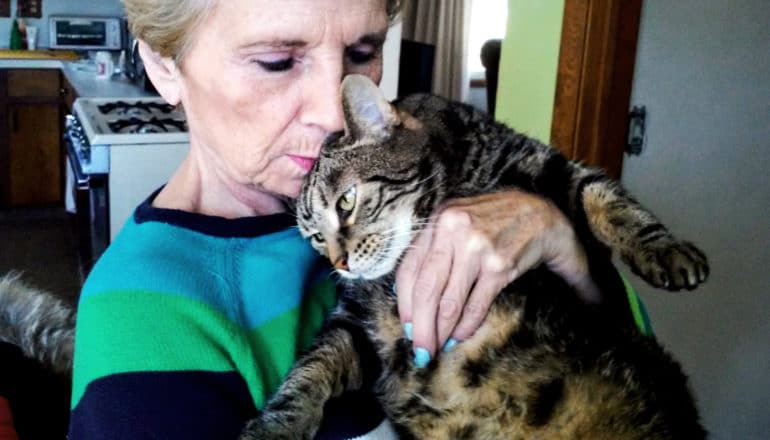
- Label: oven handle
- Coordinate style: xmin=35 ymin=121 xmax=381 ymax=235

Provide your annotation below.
xmin=63 ymin=134 xmax=90 ymax=189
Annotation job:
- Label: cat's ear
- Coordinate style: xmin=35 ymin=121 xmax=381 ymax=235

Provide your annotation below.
xmin=341 ymin=74 xmax=400 ymax=139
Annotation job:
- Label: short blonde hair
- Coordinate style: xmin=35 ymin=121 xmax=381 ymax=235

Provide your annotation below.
xmin=123 ymin=0 xmax=402 ymax=64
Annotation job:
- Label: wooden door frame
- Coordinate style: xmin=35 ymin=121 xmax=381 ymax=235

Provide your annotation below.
xmin=551 ymin=0 xmax=643 ymax=179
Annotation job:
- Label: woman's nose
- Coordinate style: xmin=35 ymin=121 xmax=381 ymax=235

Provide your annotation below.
xmin=300 ymin=64 xmax=345 ymax=133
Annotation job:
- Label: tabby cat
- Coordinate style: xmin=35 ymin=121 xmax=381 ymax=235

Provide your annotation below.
xmin=239 ymin=75 xmax=709 ymax=439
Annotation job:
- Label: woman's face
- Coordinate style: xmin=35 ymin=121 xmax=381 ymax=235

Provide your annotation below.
xmin=178 ymin=0 xmax=388 ymax=200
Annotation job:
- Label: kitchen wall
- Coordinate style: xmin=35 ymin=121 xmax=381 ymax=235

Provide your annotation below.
xmin=0 ymin=0 xmax=124 ymax=49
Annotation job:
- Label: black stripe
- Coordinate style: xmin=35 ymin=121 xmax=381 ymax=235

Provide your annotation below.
xmin=487 ymin=138 xmax=519 ymax=184
xmin=368 ymin=171 xmax=421 ymax=186
xmin=640 ymin=232 xmax=668 ymax=245
xmin=323 ymin=320 xmax=382 ymax=389
xmin=636 ymin=223 xmax=667 ymax=239
xmin=375 ymin=184 xmax=425 ymax=220
xmin=526 ymin=378 xmax=565 ymax=427
xmin=367 ymin=185 xmax=387 ymax=221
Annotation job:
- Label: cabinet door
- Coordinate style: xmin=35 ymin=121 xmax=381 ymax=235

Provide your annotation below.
xmin=7 ymin=69 xmax=61 ymax=98
xmin=7 ymin=103 xmax=62 ymax=206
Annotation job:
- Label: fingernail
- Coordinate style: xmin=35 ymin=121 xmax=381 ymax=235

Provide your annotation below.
xmin=392 ymin=282 xmax=397 ymax=294
xmin=403 ymin=322 xmax=413 ymax=340
xmin=442 ymin=338 xmax=458 ymax=353
xmin=413 ymin=347 xmax=431 ymax=368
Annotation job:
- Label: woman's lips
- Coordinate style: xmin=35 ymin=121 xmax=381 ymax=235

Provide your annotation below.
xmin=288 ymin=155 xmax=317 ymax=172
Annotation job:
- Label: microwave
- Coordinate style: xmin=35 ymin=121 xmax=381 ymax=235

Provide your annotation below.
xmin=49 ymin=16 xmax=122 ymax=51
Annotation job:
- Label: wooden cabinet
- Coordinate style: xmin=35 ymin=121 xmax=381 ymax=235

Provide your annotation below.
xmin=0 ymin=69 xmax=64 ymax=207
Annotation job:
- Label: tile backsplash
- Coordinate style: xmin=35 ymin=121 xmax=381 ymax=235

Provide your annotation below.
xmin=0 ymin=0 xmax=124 ymax=49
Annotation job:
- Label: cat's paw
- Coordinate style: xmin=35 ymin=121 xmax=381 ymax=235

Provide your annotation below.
xmin=626 ymin=240 xmax=709 ymax=291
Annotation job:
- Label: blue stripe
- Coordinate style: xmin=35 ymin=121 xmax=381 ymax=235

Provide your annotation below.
xmin=81 ymin=218 xmax=332 ymax=329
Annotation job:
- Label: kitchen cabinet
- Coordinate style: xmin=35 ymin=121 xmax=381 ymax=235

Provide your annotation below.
xmin=0 ymin=69 xmax=64 ymax=207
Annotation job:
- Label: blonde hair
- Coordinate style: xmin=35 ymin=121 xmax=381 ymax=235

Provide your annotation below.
xmin=123 ymin=0 xmax=402 ymax=64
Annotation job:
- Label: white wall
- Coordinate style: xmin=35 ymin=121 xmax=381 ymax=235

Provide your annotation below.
xmin=0 ymin=0 xmax=124 ymax=49
xmin=620 ymin=1 xmax=770 ymax=438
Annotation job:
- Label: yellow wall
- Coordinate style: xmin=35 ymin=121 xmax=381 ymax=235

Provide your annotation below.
xmin=495 ymin=0 xmax=564 ymax=142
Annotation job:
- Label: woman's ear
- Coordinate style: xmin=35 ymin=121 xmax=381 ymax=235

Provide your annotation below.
xmin=138 ymin=40 xmax=182 ymax=105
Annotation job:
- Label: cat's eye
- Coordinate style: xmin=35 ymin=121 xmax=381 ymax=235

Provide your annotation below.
xmin=337 ymin=186 xmax=357 ymax=214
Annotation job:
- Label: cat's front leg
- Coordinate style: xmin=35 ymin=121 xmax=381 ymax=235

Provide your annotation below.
xmin=239 ymin=321 xmax=378 ymax=440
xmin=579 ymin=178 xmax=709 ymax=291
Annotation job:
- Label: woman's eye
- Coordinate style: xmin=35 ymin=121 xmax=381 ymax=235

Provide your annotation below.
xmin=346 ymin=48 xmax=376 ymax=65
xmin=312 ymin=232 xmax=325 ymax=243
xmin=255 ymin=58 xmax=295 ymax=72
xmin=337 ymin=186 xmax=357 ymax=213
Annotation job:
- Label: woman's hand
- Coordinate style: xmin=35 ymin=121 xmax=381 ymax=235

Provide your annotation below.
xmin=395 ymin=189 xmax=600 ymax=367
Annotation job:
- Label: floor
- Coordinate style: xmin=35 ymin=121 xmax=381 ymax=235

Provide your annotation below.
xmin=0 ymin=207 xmax=82 ymax=305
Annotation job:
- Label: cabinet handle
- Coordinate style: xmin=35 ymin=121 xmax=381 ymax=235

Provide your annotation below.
xmin=12 ymin=110 xmax=18 ymax=133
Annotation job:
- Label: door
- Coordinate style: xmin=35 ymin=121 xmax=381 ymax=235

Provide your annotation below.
xmin=619 ymin=1 xmax=770 ymax=438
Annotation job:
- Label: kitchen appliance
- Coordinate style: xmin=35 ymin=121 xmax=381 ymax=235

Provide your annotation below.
xmin=49 ymin=16 xmax=122 ymax=51
xmin=64 ymin=97 xmax=189 ymax=271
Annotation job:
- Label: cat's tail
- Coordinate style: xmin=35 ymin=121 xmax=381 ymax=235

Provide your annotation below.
xmin=0 ymin=272 xmax=75 ymax=375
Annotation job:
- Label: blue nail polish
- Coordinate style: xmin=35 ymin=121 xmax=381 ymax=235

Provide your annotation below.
xmin=403 ymin=322 xmax=413 ymax=340
xmin=392 ymin=282 xmax=397 ymax=294
xmin=413 ymin=347 xmax=431 ymax=368
xmin=442 ymin=338 xmax=458 ymax=353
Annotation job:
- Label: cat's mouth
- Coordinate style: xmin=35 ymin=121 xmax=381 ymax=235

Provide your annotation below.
xmin=334 ymin=252 xmax=393 ymax=281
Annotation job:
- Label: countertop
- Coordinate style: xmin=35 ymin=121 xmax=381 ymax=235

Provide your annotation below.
xmin=0 ymin=56 xmax=155 ymax=99
xmin=0 ymin=49 xmax=79 ymax=61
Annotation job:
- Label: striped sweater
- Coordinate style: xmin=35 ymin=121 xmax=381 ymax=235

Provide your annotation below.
xmin=68 ymin=192 xmax=387 ymax=439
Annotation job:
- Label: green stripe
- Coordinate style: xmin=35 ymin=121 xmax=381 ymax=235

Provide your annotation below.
xmin=72 ymin=285 xmax=336 ymax=409
xmin=621 ymin=273 xmax=654 ymax=336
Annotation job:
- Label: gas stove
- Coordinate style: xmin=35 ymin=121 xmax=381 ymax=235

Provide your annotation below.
xmin=74 ymin=97 xmax=189 ymax=145
xmin=66 ymin=97 xmax=190 ymax=175
xmin=64 ymin=97 xmax=190 ymax=265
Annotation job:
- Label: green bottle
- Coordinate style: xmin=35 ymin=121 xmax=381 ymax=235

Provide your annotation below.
xmin=10 ymin=18 xmax=23 ymax=50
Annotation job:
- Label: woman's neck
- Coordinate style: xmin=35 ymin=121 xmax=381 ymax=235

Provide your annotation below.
xmin=153 ymin=151 xmax=287 ymax=218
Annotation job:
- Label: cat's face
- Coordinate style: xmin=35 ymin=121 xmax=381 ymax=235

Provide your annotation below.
xmin=297 ymin=75 xmax=434 ymax=280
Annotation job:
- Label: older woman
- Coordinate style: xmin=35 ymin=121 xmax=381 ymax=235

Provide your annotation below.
xmin=68 ymin=0 xmax=610 ymax=438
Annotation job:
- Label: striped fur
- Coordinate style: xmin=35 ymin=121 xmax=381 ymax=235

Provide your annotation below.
xmin=0 ymin=272 xmax=75 ymax=375
xmin=241 ymin=76 xmax=707 ymax=439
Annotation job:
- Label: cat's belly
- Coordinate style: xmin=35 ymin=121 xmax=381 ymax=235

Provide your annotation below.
xmin=370 ymin=277 xmax=646 ymax=440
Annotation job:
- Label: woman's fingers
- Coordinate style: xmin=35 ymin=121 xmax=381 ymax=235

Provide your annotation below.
xmin=408 ymin=211 xmax=463 ymax=358
xmin=394 ymin=190 xmax=596 ymax=368
xmin=435 ymin=231 xmax=483 ymax=352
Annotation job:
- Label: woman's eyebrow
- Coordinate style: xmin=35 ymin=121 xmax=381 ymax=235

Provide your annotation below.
xmin=355 ymin=31 xmax=388 ymax=47
xmin=240 ymin=30 xmax=388 ymax=51
xmin=240 ymin=40 xmax=307 ymax=50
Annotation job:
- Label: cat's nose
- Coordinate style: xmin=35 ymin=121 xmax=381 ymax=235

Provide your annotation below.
xmin=333 ymin=254 xmax=349 ymax=271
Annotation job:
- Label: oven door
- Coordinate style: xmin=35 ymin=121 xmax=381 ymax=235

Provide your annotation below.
xmin=64 ymin=133 xmax=109 ymax=275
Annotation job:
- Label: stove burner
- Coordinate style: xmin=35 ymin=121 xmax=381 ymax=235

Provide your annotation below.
xmin=98 ymin=101 xmax=176 ymax=116
xmin=108 ymin=117 xmax=188 ymax=134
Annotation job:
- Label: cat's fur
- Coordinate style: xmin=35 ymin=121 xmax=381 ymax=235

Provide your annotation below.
xmin=0 ymin=272 xmax=75 ymax=375
xmin=240 ymin=75 xmax=708 ymax=439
